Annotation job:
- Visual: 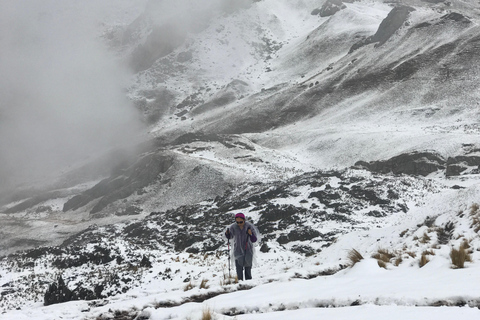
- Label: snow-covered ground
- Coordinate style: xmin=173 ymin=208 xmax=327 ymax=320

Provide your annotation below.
xmin=4 ymin=260 xmax=480 ymax=320
xmin=2 ymin=179 xmax=480 ymax=319
xmin=2 ymin=0 xmax=480 ymax=319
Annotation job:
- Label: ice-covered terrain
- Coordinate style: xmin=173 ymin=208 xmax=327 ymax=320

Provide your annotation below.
xmin=1 ymin=0 xmax=480 ymax=319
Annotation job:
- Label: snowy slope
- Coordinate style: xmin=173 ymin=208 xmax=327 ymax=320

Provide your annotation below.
xmin=2 ymin=0 xmax=480 ymax=319
xmin=1 ymin=177 xmax=480 ymax=319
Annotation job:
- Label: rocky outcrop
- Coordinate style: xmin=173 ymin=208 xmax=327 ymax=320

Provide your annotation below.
xmin=446 ymin=155 xmax=480 ymax=177
xmin=355 ymin=152 xmax=445 ymax=176
xmin=350 ymin=5 xmax=415 ymax=53
xmin=356 ymin=151 xmax=480 ymax=177
xmin=44 ymin=276 xmax=102 ymax=306
xmin=311 ymin=0 xmax=354 ymax=17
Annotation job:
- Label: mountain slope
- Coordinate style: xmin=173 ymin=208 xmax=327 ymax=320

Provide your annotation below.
xmin=2 ymin=0 xmax=480 ymax=319
xmin=2 ymin=0 xmax=480 ymax=256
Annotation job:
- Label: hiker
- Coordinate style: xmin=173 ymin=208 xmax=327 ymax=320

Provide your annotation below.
xmin=225 ymin=213 xmax=260 ymax=280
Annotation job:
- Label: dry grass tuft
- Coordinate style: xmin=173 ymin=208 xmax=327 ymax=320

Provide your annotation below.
xmin=419 ymin=232 xmax=431 ymax=244
xmin=450 ymin=241 xmax=472 ymax=269
xmin=202 ymin=307 xmax=213 ymax=320
xmin=406 ymin=251 xmax=416 ymax=258
xmin=372 ymin=248 xmax=395 ymax=261
xmin=199 ymin=278 xmax=210 ymax=289
xmin=419 ymin=253 xmax=430 ymax=268
xmin=372 ymin=248 xmax=397 ymax=268
xmin=184 ymin=281 xmax=194 ymax=291
xmin=394 ymin=256 xmax=403 ymax=266
xmin=422 ymin=249 xmax=435 ymax=256
xmin=347 ymin=249 xmax=364 ymax=267
xmin=418 ymin=249 xmax=437 ymax=268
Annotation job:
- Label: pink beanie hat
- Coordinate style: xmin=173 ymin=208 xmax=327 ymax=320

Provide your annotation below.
xmin=235 ymin=213 xmax=245 ymax=219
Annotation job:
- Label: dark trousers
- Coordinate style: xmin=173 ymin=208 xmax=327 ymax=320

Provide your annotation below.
xmin=235 ymin=259 xmax=252 ymax=280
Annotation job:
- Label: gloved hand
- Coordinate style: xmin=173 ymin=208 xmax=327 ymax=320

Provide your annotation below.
xmin=247 ymin=228 xmax=252 ymax=236
xmin=225 ymin=229 xmax=230 ymax=238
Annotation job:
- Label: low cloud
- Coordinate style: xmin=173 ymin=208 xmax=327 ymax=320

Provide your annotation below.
xmin=0 ymin=1 xmax=146 ymax=191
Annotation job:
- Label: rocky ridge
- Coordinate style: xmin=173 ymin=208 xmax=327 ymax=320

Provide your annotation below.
xmin=0 ymin=164 xmax=450 ymax=312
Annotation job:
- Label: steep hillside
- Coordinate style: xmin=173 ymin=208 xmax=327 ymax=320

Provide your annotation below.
xmin=1 ymin=167 xmax=480 ymax=318
xmin=1 ymin=1 xmax=480 ymax=318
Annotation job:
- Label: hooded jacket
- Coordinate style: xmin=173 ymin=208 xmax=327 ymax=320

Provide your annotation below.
xmin=225 ymin=221 xmax=258 ymax=267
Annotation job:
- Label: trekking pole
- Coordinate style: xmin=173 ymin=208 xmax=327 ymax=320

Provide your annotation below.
xmin=227 ymin=238 xmax=231 ymax=279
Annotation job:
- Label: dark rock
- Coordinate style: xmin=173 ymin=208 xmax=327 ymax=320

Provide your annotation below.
xmin=140 ymin=255 xmax=152 ymax=268
xmin=348 ymin=186 xmax=389 ymax=206
xmin=440 ymin=12 xmax=471 ymax=24
xmin=355 ymin=151 xmax=445 ymax=176
xmin=72 ymin=286 xmax=97 ymax=301
xmin=258 ymin=204 xmax=299 ymax=222
xmin=173 ymin=233 xmax=204 ymax=252
xmin=276 ymin=227 xmax=321 ymax=244
xmin=277 ymin=234 xmax=289 ymax=244
xmin=25 ymin=247 xmax=64 ymax=259
xmin=365 ymin=210 xmax=385 ymax=217
xmin=175 ymin=110 xmax=188 ymax=117
xmin=44 ymin=276 xmax=100 ymax=306
xmin=317 ymin=0 xmax=347 ymax=17
xmin=185 ymin=247 xmax=200 ymax=254
xmin=44 ymin=276 xmax=72 ymax=306
xmin=350 ymin=6 xmax=415 ymax=53
xmin=437 ymin=221 xmax=454 ymax=245
xmin=1 ymin=287 xmax=15 ymax=296
xmin=387 ymin=190 xmax=399 ymax=200
xmin=287 ymin=227 xmax=321 ymax=242
xmin=446 ymin=156 xmax=480 ymax=176
xmin=124 ymin=223 xmax=157 ymax=242
xmin=291 ymin=245 xmax=315 ymax=256
xmin=52 ymin=245 xmax=115 ymax=268
xmin=309 ymin=190 xmax=341 ymax=204
xmin=260 ymin=243 xmax=270 ymax=253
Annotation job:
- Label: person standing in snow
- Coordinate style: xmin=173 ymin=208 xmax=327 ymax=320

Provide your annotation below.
xmin=225 ymin=213 xmax=260 ymax=281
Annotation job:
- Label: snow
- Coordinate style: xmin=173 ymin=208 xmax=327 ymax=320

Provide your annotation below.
xmin=3 ymin=255 xmax=480 ymax=319
xmin=2 ymin=0 xmax=480 ymax=319
xmin=2 ymin=181 xmax=480 ymax=319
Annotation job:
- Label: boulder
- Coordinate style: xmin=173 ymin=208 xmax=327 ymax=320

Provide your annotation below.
xmin=446 ymin=156 xmax=480 ymax=176
xmin=350 ymin=6 xmax=415 ymax=53
xmin=44 ymin=276 xmax=101 ymax=306
xmin=355 ymin=151 xmax=445 ymax=176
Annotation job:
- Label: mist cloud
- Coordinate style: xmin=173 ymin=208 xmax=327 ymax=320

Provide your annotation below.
xmin=0 ymin=0 xmax=146 ymax=191
xmin=127 ymin=0 xmax=253 ymax=72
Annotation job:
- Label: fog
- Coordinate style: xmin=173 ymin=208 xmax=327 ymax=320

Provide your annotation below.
xmin=0 ymin=0 xmax=147 ymax=192
xmin=0 ymin=0 xmax=255 ymax=195
xmin=127 ymin=0 xmax=254 ymax=72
